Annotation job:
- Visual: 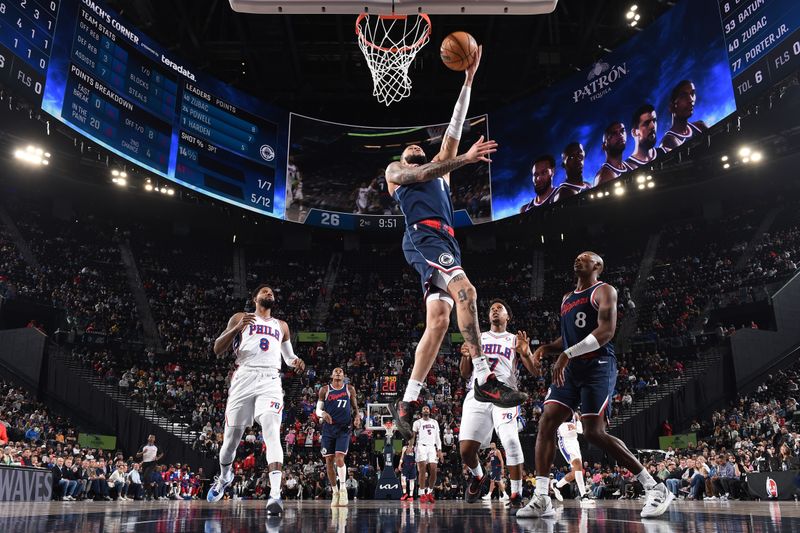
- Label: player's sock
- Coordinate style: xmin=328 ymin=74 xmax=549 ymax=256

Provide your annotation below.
xmin=511 ymin=479 xmax=523 ymax=495
xmin=409 ymin=480 xmax=415 ymax=495
xmin=471 ymin=356 xmax=491 ymax=385
xmin=535 ymin=476 xmax=550 ymax=496
xmin=219 ymin=462 xmax=233 ymax=480
xmin=402 ymin=379 xmax=424 ymax=402
xmin=269 ymin=470 xmax=282 ymax=499
xmin=337 ymin=465 xmax=347 ymax=491
xmin=636 ymin=468 xmax=657 ymax=490
xmin=468 ymin=464 xmax=484 ymax=479
xmin=575 ymin=471 xmax=587 ymax=496
xmin=555 ymin=477 xmax=568 ymax=489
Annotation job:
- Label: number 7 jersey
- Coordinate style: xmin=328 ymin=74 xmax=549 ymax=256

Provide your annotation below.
xmin=468 ymin=331 xmax=519 ymax=391
xmin=560 ymin=281 xmax=615 ymax=359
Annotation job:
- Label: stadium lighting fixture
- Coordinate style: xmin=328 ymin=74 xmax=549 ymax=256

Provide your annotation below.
xmin=742 ymin=157 xmax=750 ymax=163
xmin=626 ymin=11 xmax=634 ymax=19
xmin=604 ymin=191 xmax=611 ymax=197
xmin=144 ymin=178 xmax=154 ymax=192
xmin=590 ymin=193 xmax=595 ymax=199
xmin=14 ymin=145 xmax=51 ymax=166
xmin=160 ymin=187 xmax=167 ymax=194
xmin=540 ymin=235 xmax=545 ymax=244
xmin=167 ymin=188 xmax=175 ymax=196
xmin=614 ymin=188 xmax=625 ymax=196
xmin=723 ymin=163 xmax=731 ymax=169
xmin=646 ymin=175 xmax=652 ymax=181
xmin=738 ymin=146 xmax=751 ymax=157
xmin=751 ymin=151 xmax=763 ymax=162
xmin=614 ymin=181 xmax=622 ymax=188
xmin=636 ymin=175 xmax=645 ymax=184
xmin=647 ymin=182 xmax=655 ymax=189
xmin=638 ymin=183 xmax=646 ymax=190
xmin=721 ymin=155 xmax=728 ymax=162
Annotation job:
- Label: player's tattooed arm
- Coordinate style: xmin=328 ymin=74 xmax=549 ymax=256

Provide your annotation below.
xmin=385 ymin=136 xmax=497 ymax=186
xmin=213 ymin=312 xmax=255 ymax=356
xmin=591 ymin=284 xmax=618 ymax=345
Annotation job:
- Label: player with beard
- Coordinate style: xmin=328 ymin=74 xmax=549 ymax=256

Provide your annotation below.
xmin=594 ymin=122 xmax=634 ymax=186
xmin=552 ymin=143 xmax=592 ymax=202
xmin=208 ymin=285 xmax=306 ymax=515
xmin=385 ymin=46 xmax=527 ymax=440
xmin=660 ymin=80 xmax=708 ymax=151
xmin=413 ymin=405 xmax=443 ymax=502
xmin=625 ymin=104 xmax=667 ymax=171
xmin=520 ymin=154 xmax=557 ymax=212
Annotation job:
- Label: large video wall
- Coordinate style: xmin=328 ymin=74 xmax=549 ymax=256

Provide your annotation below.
xmin=1 ymin=0 xmax=793 ymax=229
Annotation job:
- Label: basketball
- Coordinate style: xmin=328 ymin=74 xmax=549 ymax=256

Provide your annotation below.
xmin=440 ymin=31 xmax=478 ymax=71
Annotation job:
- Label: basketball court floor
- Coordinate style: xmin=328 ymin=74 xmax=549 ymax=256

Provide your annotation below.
xmin=0 ymin=499 xmax=797 ymax=532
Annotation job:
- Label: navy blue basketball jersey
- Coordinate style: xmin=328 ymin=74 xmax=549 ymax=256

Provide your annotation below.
xmin=402 ymin=450 xmax=416 ymax=470
xmin=323 ymin=384 xmax=352 ymax=426
xmin=393 ymin=177 xmax=454 ymax=228
xmin=490 ymin=452 xmax=502 ymax=470
xmin=560 ymin=282 xmax=615 ymax=359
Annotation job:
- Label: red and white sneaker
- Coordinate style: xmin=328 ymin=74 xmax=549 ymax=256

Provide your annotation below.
xmin=400 ymin=494 xmax=409 ymax=501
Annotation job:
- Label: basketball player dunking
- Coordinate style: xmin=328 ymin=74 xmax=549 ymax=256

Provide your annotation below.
xmin=316 ymin=367 xmax=360 ymax=508
xmin=385 ymin=46 xmax=527 ymax=438
xmin=625 ymin=104 xmax=668 ymax=171
xmin=594 ymin=122 xmax=633 ymax=186
xmin=460 ymin=300 xmax=538 ymax=509
xmin=552 ymin=143 xmax=592 ymax=202
xmin=520 ymin=154 xmax=557 ymax=213
xmin=660 ymin=80 xmax=708 ymax=151
xmin=516 ymin=253 xmax=673 ymax=520
xmin=208 ymin=285 xmax=306 ymax=516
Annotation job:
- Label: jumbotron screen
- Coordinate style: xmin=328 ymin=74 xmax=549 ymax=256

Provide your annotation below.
xmin=2 ymin=0 xmax=785 ymax=230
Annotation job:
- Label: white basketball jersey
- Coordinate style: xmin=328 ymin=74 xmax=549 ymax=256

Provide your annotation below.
xmin=470 ymin=331 xmax=518 ymax=390
xmin=233 ymin=315 xmax=284 ymax=369
xmin=557 ymin=416 xmax=583 ymax=442
xmin=413 ymin=418 xmax=440 ymax=447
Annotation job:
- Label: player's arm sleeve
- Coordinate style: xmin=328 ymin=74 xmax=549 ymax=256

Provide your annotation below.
xmin=435 ymin=423 xmax=442 ymax=450
xmin=280 ymin=340 xmax=299 ymax=365
xmin=576 ymin=421 xmax=583 ymax=435
xmin=315 ymin=401 xmax=325 ymax=418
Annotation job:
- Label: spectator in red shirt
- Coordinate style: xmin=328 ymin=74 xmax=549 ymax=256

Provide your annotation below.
xmin=0 ymin=420 xmax=8 ymax=446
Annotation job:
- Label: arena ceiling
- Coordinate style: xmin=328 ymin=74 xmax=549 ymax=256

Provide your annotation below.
xmin=106 ymin=0 xmax=674 ymax=123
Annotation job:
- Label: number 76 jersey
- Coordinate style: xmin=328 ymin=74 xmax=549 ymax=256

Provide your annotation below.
xmin=469 ymin=331 xmax=519 ymax=391
xmin=560 ymin=281 xmax=615 ymax=359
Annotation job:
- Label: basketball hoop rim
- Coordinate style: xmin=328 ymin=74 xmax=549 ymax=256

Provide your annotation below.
xmin=355 ymin=12 xmax=431 ymax=54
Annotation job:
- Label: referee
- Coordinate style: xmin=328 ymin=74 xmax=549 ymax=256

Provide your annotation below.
xmin=136 ymin=434 xmax=164 ymax=499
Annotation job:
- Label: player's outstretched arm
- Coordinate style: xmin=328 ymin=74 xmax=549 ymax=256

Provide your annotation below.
xmin=213 ymin=312 xmax=255 ymax=355
xmin=434 ymin=45 xmax=483 ymax=163
xmin=385 ymin=135 xmax=498 ymax=186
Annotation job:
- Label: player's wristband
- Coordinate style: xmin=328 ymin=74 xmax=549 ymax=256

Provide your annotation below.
xmin=563 ymin=333 xmax=600 ymax=359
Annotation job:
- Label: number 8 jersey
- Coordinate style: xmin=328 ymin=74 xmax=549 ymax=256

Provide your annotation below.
xmin=232 ymin=315 xmax=284 ymax=369
xmin=559 ymin=281 xmax=615 ymax=359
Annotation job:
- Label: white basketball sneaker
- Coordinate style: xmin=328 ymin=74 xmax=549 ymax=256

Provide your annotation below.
xmin=516 ymin=493 xmax=555 ymax=518
xmin=641 ymin=483 xmax=675 ymax=518
xmin=206 ymin=472 xmax=234 ymax=502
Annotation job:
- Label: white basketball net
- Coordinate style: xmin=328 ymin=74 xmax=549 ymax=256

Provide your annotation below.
xmin=356 ymin=13 xmax=431 ymax=106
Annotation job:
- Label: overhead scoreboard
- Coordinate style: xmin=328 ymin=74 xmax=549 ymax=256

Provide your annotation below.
xmin=0 ymin=0 xmax=59 ymax=102
xmin=719 ymin=0 xmax=800 ymax=105
xmin=39 ymin=0 xmax=287 ymax=217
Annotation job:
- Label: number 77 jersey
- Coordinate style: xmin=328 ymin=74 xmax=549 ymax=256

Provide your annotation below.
xmin=559 ymin=281 xmax=615 ymax=359
xmin=470 ymin=331 xmax=519 ymax=391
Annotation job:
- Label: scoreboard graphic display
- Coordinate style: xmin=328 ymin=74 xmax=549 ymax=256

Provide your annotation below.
xmin=40 ymin=0 xmax=287 ymax=218
xmin=0 ymin=0 xmax=59 ymax=103
xmin=719 ymin=0 xmax=800 ymax=105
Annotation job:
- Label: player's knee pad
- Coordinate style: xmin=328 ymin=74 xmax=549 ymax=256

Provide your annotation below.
xmin=258 ymin=412 xmax=284 ymax=465
xmin=497 ymin=424 xmax=524 ymax=466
